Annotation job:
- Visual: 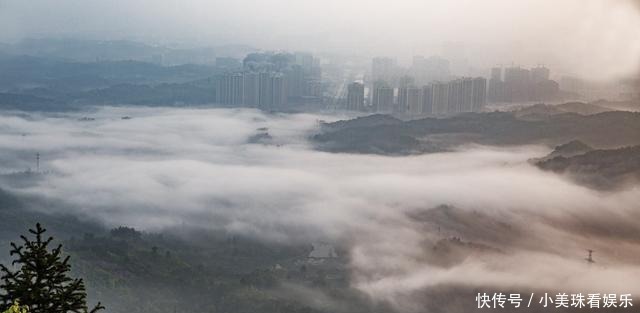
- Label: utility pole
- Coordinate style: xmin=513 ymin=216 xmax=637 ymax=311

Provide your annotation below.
xmin=586 ymin=249 xmax=595 ymax=264
xmin=36 ymin=153 xmax=40 ymax=172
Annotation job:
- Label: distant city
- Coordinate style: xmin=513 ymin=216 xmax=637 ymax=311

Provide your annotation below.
xmin=0 ymin=39 xmax=637 ymax=114
xmin=215 ymin=52 xmax=323 ymax=109
xmin=210 ymin=50 xmax=637 ymax=117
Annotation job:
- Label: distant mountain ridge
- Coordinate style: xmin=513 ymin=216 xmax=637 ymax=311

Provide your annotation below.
xmin=536 ymin=145 xmax=640 ymax=190
xmin=530 ymin=140 xmax=594 ymax=163
xmin=0 ymin=38 xmax=256 ymax=64
xmin=0 ymin=52 xmax=224 ymax=110
xmin=0 ymin=54 xmax=218 ymax=89
xmin=313 ymin=111 xmax=640 ymax=155
xmin=320 ymin=114 xmax=403 ymax=131
xmin=514 ymin=102 xmax=612 ymax=121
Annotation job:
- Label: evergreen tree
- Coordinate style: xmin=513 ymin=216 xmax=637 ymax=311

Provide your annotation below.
xmin=2 ymin=300 xmax=28 ymax=313
xmin=0 ymin=223 xmax=104 ymax=313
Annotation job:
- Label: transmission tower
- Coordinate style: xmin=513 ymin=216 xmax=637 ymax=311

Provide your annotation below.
xmin=586 ymin=249 xmax=595 ymax=264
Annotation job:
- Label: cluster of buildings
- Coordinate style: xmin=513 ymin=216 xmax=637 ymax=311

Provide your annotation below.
xmin=217 ymin=71 xmax=288 ymax=108
xmin=359 ymin=58 xmax=563 ymax=116
xmin=212 ymin=51 xmax=568 ymax=114
xmin=488 ymin=66 xmax=560 ymax=103
xmin=348 ymin=77 xmax=487 ymax=116
xmin=214 ymin=52 xmax=323 ymax=109
xmin=346 ymin=56 xmax=486 ymax=116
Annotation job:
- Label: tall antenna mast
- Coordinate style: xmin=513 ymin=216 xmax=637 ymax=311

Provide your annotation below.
xmin=36 ymin=153 xmax=40 ymax=172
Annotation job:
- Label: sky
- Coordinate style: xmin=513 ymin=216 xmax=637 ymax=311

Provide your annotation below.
xmin=1 ymin=107 xmax=640 ymax=311
xmin=0 ymin=0 xmax=639 ymax=79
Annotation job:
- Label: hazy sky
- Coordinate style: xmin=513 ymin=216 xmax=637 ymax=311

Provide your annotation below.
xmin=0 ymin=0 xmax=639 ymax=78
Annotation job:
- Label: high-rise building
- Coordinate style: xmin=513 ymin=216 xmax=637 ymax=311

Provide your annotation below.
xmin=531 ymin=66 xmax=551 ymax=83
xmin=310 ymin=57 xmax=323 ymax=80
xmin=286 ymin=65 xmax=305 ymax=99
xmin=432 ymin=82 xmax=450 ymax=116
xmin=397 ymin=87 xmax=408 ymax=113
xmin=259 ymin=72 xmax=273 ymax=109
xmin=372 ymin=57 xmax=396 ymax=84
xmin=424 ymin=77 xmax=486 ymax=116
xmin=212 ymin=71 xmax=291 ymax=109
xmin=504 ymin=67 xmax=531 ymax=103
xmin=271 ymin=73 xmax=288 ymax=107
xmin=397 ymin=76 xmax=416 ymax=113
xmin=216 ymin=73 xmax=244 ymax=106
xmin=288 ymin=54 xmax=322 ymax=101
xmin=422 ymin=85 xmax=434 ymax=115
xmin=488 ymin=67 xmax=504 ymax=103
xmin=243 ymin=72 xmax=260 ymax=107
xmin=372 ymin=81 xmax=394 ymax=113
xmin=230 ymin=74 xmax=244 ymax=106
xmin=490 ymin=66 xmax=558 ymax=103
xmin=295 ymin=52 xmax=314 ymax=75
xmin=461 ymin=78 xmax=474 ymax=113
xmin=447 ymin=79 xmax=462 ymax=114
xmin=347 ymin=82 xmax=365 ymax=111
xmin=407 ymin=87 xmax=424 ymax=115
xmin=375 ymin=87 xmax=395 ymax=113
xmin=471 ymin=77 xmax=487 ymax=112
xmin=530 ymin=66 xmax=558 ymax=101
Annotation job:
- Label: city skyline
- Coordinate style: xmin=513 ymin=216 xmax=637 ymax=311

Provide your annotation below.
xmin=207 ymin=48 xmax=633 ymax=114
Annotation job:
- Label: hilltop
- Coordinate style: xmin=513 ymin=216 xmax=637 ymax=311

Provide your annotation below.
xmin=536 ymin=145 xmax=640 ymax=190
xmin=313 ymin=110 xmax=640 ymax=155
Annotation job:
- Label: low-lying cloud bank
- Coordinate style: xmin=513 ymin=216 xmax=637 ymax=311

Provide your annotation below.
xmin=0 ymin=107 xmax=639 ymax=312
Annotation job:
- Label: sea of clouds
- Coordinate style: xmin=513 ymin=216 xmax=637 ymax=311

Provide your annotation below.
xmin=0 ymin=106 xmax=639 ymax=312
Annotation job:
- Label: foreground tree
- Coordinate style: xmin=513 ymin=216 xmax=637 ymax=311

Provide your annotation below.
xmin=0 ymin=223 xmax=103 ymax=313
xmin=2 ymin=300 xmax=28 ymax=313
